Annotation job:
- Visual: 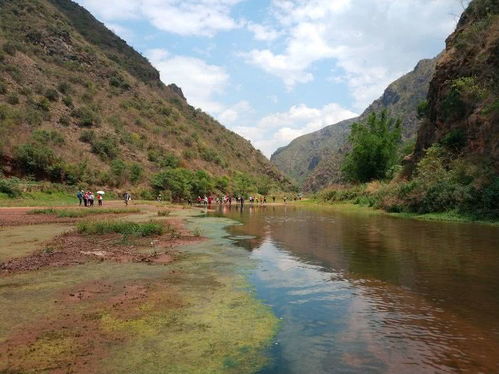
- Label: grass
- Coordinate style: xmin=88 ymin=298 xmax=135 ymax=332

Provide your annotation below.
xmin=28 ymin=208 xmax=140 ymax=218
xmin=77 ymin=220 xmax=164 ymax=237
xmin=157 ymin=209 xmax=171 ymax=217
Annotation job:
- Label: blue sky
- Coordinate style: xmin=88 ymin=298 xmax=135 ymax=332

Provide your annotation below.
xmin=75 ymin=0 xmax=468 ymax=157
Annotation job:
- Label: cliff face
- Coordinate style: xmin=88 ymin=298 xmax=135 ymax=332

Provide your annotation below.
xmin=271 ymin=58 xmax=437 ymax=191
xmin=0 ymin=0 xmax=291 ymax=188
xmin=412 ymin=0 xmax=499 ymax=170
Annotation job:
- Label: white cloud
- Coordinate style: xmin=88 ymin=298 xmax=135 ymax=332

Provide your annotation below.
xmin=245 ymin=0 xmax=468 ymax=108
xmin=218 ymin=101 xmax=252 ymax=125
xmin=76 ymin=0 xmax=243 ymax=37
xmin=147 ymin=49 xmax=229 ymax=113
xmin=246 ymin=22 xmax=281 ymax=42
xmin=234 ymin=103 xmax=357 ymax=157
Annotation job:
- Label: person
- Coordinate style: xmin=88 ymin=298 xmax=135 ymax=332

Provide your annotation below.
xmin=77 ymin=190 xmax=83 ymax=206
xmin=284 ymin=196 xmax=287 ymax=204
xmin=123 ymin=192 xmax=130 ymax=206
xmin=89 ymin=192 xmax=95 ymax=207
xmin=272 ymin=196 xmax=276 ymax=203
xmin=157 ymin=193 xmax=162 ymax=202
xmin=240 ymin=195 xmax=244 ymax=207
xmin=97 ymin=193 xmax=103 ymax=206
xmin=83 ymin=191 xmax=89 ymax=207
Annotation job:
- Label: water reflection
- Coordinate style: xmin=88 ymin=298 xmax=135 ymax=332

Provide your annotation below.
xmin=212 ymin=205 xmax=499 ymax=373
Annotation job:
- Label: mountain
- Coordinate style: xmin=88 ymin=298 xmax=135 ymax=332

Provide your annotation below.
xmin=411 ymin=0 xmax=499 ymax=172
xmin=271 ymin=57 xmax=437 ymax=191
xmin=0 ymin=0 xmax=291 ymax=190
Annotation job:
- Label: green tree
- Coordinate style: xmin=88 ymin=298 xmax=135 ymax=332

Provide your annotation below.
xmin=342 ymin=111 xmax=401 ymax=183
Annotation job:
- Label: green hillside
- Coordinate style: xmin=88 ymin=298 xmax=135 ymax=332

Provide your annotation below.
xmin=0 ymin=0 xmax=292 ymax=198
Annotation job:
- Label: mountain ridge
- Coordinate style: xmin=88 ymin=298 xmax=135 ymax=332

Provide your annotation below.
xmin=271 ymin=57 xmax=437 ymax=191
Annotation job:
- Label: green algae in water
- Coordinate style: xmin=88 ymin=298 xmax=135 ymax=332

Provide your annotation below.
xmin=0 ymin=215 xmax=279 ymax=374
xmin=99 ymin=217 xmax=279 ymax=374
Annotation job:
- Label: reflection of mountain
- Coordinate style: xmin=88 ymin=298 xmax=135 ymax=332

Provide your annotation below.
xmin=215 ymin=205 xmax=499 ymax=338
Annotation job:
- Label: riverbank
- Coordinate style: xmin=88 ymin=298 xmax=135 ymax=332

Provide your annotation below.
xmin=291 ymin=199 xmax=499 ymax=225
xmin=0 ymin=203 xmax=278 ymax=373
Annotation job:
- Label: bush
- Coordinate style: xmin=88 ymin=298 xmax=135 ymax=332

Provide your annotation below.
xmin=130 ymin=163 xmax=143 ymax=183
xmin=45 ymin=89 xmax=59 ymax=102
xmin=0 ymin=177 xmax=22 ymax=197
xmin=32 ymin=129 xmax=65 ymax=145
xmin=59 ymin=115 xmax=70 ymax=126
xmin=62 ymin=96 xmax=73 ymax=107
xmin=79 ymin=129 xmax=96 ymax=143
xmin=6 ymin=94 xmax=19 ymax=105
xmin=34 ymin=97 xmax=50 ymax=112
xmin=14 ymin=143 xmax=58 ymax=178
xmin=2 ymin=42 xmax=17 ymax=56
xmin=91 ymin=136 xmax=119 ymax=160
xmin=57 ymin=82 xmax=71 ymax=95
xmin=72 ymin=106 xmax=100 ymax=127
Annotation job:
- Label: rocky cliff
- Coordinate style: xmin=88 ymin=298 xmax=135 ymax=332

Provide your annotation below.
xmin=411 ymin=0 xmax=499 ymax=171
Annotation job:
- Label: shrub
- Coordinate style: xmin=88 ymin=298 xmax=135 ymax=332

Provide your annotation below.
xmin=59 ymin=115 xmax=70 ymax=126
xmin=62 ymin=96 xmax=73 ymax=107
xmin=0 ymin=81 xmax=7 ymax=95
xmin=79 ymin=129 xmax=96 ymax=143
xmin=32 ymin=129 xmax=65 ymax=145
xmin=6 ymin=94 xmax=19 ymax=105
xmin=35 ymin=97 xmax=50 ymax=112
xmin=130 ymin=163 xmax=143 ymax=183
xmin=45 ymin=89 xmax=59 ymax=102
xmin=72 ymin=106 xmax=100 ymax=127
xmin=57 ymin=82 xmax=71 ymax=95
xmin=91 ymin=136 xmax=119 ymax=160
xmin=417 ymin=100 xmax=429 ymax=119
xmin=0 ymin=177 xmax=22 ymax=197
xmin=2 ymin=42 xmax=17 ymax=56
xmin=14 ymin=143 xmax=58 ymax=178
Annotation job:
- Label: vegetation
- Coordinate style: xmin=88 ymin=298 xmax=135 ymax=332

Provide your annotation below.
xmin=342 ymin=111 xmax=401 ymax=183
xmin=320 ymin=144 xmax=498 ymax=220
xmin=77 ymin=220 xmax=165 ymax=237
xmin=29 ymin=207 xmax=140 ymax=217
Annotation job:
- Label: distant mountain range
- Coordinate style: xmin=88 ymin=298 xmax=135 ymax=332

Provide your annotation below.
xmin=271 ymin=58 xmax=437 ymax=191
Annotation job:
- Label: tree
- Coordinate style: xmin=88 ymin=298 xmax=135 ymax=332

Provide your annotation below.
xmin=342 ymin=111 xmax=401 ymax=183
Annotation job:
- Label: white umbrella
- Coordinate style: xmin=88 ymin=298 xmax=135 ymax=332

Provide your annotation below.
xmin=96 ymin=191 xmax=105 ymax=195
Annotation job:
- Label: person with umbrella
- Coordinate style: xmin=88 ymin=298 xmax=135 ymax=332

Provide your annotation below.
xmin=97 ymin=190 xmax=105 ymax=206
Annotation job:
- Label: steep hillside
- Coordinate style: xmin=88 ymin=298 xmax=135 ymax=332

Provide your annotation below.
xmin=412 ymin=0 xmax=499 ymax=171
xmin=271 ymin=58 xmax=436 ymax=190
xmin=0 ymin=0 xmax=291 ymax=191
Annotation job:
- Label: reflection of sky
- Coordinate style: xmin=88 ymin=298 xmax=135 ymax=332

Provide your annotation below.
xmin=249 ymin=238 xmax=499 ymax=374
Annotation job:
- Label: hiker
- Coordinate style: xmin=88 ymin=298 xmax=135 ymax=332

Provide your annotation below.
xmin=123 ymin=192 xmax=130 ymax=206
xmin=83 ymin=191 xmax=89 ymax=207
xmin=77 ymin=190 xmax=83 ymax=206
xmin=97 ymin=193 xmax=103 ymax=206
xmin=88 ymin=192 xmax=95 ymax=206
xmin=272 ymin=196 xmax=276 ymax=203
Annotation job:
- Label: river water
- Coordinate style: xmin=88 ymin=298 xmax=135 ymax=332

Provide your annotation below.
xmin=212 ymin=205 xmax=499 ymax=374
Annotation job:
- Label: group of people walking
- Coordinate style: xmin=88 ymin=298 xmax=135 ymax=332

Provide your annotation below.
xmin=76 ymin=190 xmax=103 ymax=206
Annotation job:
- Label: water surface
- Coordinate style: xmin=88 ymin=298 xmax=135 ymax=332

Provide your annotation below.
xmin=213 ymin=205 xmax=499 ymax=374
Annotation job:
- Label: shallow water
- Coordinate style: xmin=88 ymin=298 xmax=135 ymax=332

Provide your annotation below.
xmin=212 ymin=205 xmax=499 ymax=374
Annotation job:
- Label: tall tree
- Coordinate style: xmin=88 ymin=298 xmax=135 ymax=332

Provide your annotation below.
xmin=342 ymin=111 xmax=401 ymax=183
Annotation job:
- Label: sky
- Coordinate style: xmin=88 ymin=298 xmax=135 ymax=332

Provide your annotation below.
xmin=75 ymin=0 xmax=469 ymax=158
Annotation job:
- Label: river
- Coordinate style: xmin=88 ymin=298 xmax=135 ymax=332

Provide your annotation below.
xmin=212 ymin=204 xmax=499 ymax=374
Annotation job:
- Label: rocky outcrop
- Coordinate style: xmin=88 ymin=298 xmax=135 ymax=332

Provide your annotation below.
xmin=411 ymin=0 xmax=499 ymax=171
